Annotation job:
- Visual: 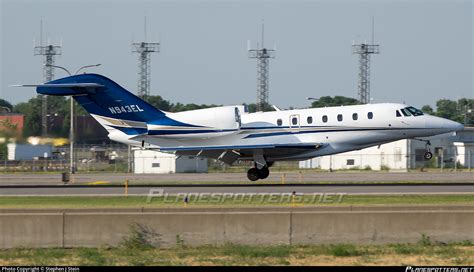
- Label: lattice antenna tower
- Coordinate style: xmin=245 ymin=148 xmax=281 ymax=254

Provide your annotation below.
xmin=248 ymin=22 xmax=276 ymax=112
xmin=352 ymin=18 xmax=380 ymax=104
xmin=34 ymin=20 xmax=62 ymax=136
xmin=132 ymin=16 xmax=159 ymax=100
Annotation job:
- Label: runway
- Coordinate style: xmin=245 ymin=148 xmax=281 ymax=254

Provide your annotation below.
xmin=0 ymin=184 xmax=472 ymax=196
xmin=0 ymin=171 xmax=473 ymax=185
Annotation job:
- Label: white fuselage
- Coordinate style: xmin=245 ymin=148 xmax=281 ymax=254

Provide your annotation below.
xmin=106 ymin=103 xmax=463 ymax=162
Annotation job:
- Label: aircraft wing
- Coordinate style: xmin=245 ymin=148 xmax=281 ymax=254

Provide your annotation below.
xmin=156 ymin=143 xmax=324 ymax=165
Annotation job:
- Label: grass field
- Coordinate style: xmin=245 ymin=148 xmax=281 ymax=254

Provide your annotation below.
xmin=0 ymin=241 xmax=472 ymax=266
xmin=0 ymin=194 xmax=472 ymax=208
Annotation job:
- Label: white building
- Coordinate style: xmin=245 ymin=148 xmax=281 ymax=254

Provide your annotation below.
xmin=133 ymin=149 xmax=208 ymax=174
xmin=300 ymin=127 xmax=474 ymax=171
xmin=7 ymin=143 xmax=53 ymax=161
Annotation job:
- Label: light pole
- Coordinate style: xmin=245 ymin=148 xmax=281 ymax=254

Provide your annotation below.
xmin=45 ymin=64 xmax=101 ymax=175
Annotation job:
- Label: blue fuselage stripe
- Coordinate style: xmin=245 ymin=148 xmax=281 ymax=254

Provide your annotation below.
xmin=243 ymin=127 xmax=427 ymax=138
xmin=148 ymin=129 xmax=237 ymax=135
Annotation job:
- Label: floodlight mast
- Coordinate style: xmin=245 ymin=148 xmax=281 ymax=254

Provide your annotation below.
xmin=352 ymin=18 xmax=380 ymax=104
xmin=34 ymin=20 xmax=62 ymax=136
xmin=132 ymin=16 xmax=159 ymax=100
xmin=248 ymin=22 xmax=276 ymax=112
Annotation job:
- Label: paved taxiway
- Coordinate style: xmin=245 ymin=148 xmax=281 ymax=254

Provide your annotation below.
xmin=0 ymin=172 xmax=473 ymax=185
xmin=0 ymin=184 xmax=472 ymax=196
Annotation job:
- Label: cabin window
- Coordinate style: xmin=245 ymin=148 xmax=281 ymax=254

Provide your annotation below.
xmin=292 ymin=117 xmax=298 ymax=125
xmin=337 ymin=114 xmax=343 ymax=122
xmin=368 ymin=112 xmax=373 ymax=119
xmin=277 ymin=119 xmax=282 ymax=126
xmin=322 ymin=115 xmax=328 ymax=123
xmin=346 ymin=159 xmax=355 ymax=166
xmin=307 ymin=116 xmax=313 ymax=124
xmin=352 ymin=113 xmax=358 ymax=120
xmin=396 ymin=110 xmax=402 ymax=117
xmin=152 ymin=163 xmax=160 ymax=168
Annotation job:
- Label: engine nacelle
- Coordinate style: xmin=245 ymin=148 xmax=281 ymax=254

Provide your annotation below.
xmin=147 ymin=106 xmax=244 ymax=139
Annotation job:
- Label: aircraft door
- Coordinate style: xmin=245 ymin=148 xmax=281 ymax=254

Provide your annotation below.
xmin=289 ymin=114 xmax=300 ymax=131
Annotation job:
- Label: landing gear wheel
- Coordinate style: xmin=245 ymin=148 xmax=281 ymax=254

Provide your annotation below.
xmin=424 ymin=140 xmax=432 ymax=160
xmin=257 ymin=167 xmax=270 ymax=179
xmin=247 ymin=168 xmax=259 ymax=181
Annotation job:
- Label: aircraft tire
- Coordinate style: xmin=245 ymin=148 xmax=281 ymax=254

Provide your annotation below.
xmin=247 ymin=168 xmax=259 ymax=181
xmin=257 ymin=167 xmax=270 ymax=179
xmin=424 ymin=151 xmax=433 ymax=160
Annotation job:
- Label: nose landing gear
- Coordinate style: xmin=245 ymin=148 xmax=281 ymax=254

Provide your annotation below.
xmin=423 ymin=140 xmax=433 ymax=161
xmin=411 ymin=138 xmax=433 ymax=161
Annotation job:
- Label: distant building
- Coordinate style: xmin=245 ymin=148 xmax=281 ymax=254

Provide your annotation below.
xmin=300 ymin=127 xmax=474 ymax=171
xmin=0 ymin=113 xmax=24 ymax=136
xmin=7 ymin=143 xmax=53 ymax=161
xmin=75 ymin=116 xmax=109 ymax=143
xmin=47 ymin=115 xmax=109 ymax=143
xmin=133 ymin=149 xmax=208 ymax=174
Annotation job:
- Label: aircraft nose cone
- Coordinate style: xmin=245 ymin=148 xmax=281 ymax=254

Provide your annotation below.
xmin=449 ymin=120 xmax=464 ymax=132
xmin=439 ymin=118 xmax=464 ymax=132
xmin=425 ymin=116 xmax=464 ymax=133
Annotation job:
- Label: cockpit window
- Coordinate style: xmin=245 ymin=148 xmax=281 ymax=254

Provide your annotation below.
xmin=400 ymin=108 xmax=412 ymax=116
xmin=396 ymin=110 xmax=402 ymax=117
xmin=406 ymin=106 xmax=424 ymax=116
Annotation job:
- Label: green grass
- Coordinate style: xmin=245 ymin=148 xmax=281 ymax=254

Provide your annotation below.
xmin=0 ymin=194 xmax=472 ymax=208
xmin=221 ymin=244 xmax=292 ymax=258
xmin=326 ymin=244 xmax=366 ymax=257
xmin=0 ymin=242 xmax=472 ymax=266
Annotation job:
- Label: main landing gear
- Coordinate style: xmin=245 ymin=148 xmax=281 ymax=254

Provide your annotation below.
xmin=247 ymin=167 xmax=269 ymax=181
xmin=247 ymin=162 xmax=273 ymax=181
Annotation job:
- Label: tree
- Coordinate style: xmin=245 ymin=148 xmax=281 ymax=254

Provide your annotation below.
xmin=242 ymin=103 xmax=274 ymax=113
xmin=13 ymin=96 xmax=70 ymax=137
xmin=146 ymin=95 xmax=172 ymax=111
xmin=421 ymin=105 xmax=434 ymax=115
xmin=435 ymin=99 xmax=458 ymax=120
xmin=13 ymin=98 xmax=42 ymax=137
xmin=425 ymin=98 xmax=473 ymax=125
xmin=0 ymin=99 xmax=13 ymax=112
xmin=310 ymin=96 xmax=360 ymax=108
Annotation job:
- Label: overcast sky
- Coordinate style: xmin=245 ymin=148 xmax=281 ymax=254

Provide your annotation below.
xmin=1 ymin=0 xmax=472 ymax=110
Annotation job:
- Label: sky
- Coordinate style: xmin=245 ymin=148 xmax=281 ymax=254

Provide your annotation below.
xmin=1 ymin=0 xmax=472 ymax=110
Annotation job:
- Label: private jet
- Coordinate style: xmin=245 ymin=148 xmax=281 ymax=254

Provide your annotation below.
xmin=21 ymin=73 xmax=464 ymax=180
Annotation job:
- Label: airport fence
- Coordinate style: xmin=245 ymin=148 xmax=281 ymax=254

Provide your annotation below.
xmin=298 ymin=152 xmax=473 ymax=172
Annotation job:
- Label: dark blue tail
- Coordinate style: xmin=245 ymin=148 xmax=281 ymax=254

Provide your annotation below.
xmin=37 ymin=73 xmax=165 ymax=122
